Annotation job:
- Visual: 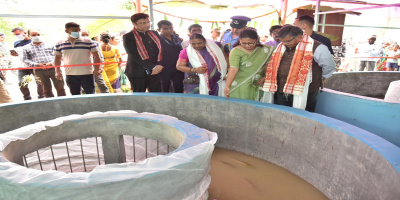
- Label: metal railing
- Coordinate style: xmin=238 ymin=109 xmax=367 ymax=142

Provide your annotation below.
xmin=22 ymin=136 xmax=175 ymax=173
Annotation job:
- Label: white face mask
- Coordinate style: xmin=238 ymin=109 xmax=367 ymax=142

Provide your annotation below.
xmin=31 ymin=36 xmax=43 ymax=43
xmin=15 ymin=34 xmax=25 ymax=40
xmin=70 ymin=32 xmax=80 ymax=39
xmin=81 ymin=36 xmax=89 ymax=40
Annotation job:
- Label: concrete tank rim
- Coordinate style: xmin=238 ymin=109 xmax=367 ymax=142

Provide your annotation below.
xmin=1 ymin=93 xmax=399 ymax=174
xmin=324 ymin=71 xmax=400 ymax=103
xmin=322 ymin=88 xmax=400 ymax=104
xmin=0 ymin=111 xmax=217 ymax=200
xmin=66 ymin=115 xmax=211 ymax=152
xmin=332 ymin=71 xmax=400 ymax=74
xmin=0 ymin=111 xmax=216 ymax=182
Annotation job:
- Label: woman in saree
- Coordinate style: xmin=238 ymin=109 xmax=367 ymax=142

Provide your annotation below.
xmin=224 ymin=29 xmax=274 ymax=100
xmin=100 ymin=34 xmax=123 ymax=93
xmin=176 ymin=33 xmax=227 ymax=96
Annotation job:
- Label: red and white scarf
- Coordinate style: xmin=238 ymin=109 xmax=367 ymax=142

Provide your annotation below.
xmin=263 ymin=34 xmax=314 ymax=95
xmin=132 ymin=28 xmax=162 ymax=62
xmin=187 ymin=40 xmax=227 ymax=96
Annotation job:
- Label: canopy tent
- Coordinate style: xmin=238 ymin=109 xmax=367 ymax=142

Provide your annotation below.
xmin=0 ymin=0 xmax=400 ymax=45
xmin=136 ymin=0 xmax=400 ymax=22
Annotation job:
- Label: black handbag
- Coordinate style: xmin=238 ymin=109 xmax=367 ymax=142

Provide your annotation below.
xmin=183 ymin=73 xmax=200 ymax=84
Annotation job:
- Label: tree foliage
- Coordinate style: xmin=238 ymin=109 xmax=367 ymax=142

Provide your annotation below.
xmin=0 ymin=18 xmax=25 ymax=48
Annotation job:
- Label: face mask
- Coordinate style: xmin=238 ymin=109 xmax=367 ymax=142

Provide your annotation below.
xmin=15 ymin=34 xmax=25 ymax=40
xmin=31 ymin=36 xmax=43 ymax=43
xmin=70 ymin=32 xmax=80 ymax=39
xmin=81 ymin=36 xmax=89 ymax=40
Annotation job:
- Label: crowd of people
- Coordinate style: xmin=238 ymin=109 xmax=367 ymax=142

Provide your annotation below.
xmin=339 ymin=35 xmax=400 ymax=72
xmin=0 ymin=13 xmax=341 ymax=112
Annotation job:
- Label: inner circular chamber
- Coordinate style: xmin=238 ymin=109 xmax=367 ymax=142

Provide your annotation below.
xmin=0 ymin=111 xmax=215 ymax=200
xmin=2 ymin=116 xmax=185 ymax=170
xmin=0 ymin=94 xmax=399 ymax=200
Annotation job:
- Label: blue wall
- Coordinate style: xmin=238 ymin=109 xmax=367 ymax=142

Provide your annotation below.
xmin=316 ymin=90 xmax=400 ymax=148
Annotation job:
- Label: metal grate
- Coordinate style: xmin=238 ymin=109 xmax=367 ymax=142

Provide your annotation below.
xmin=22 ymin=136 xmax=175 ymax=173
xmin=123 ymin=135 xmax=174 ymax=163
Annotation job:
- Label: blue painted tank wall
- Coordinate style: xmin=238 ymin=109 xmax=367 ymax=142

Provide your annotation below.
xmin=316 ymin=90 xmax=400 ymax=148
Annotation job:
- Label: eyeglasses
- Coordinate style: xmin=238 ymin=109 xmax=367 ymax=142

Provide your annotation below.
xmin=280 ymin=37 xmax=296 ymax=44
xmin=271 ymin=31 xmax=279 ymax=34
xmin=241 ymin=42 xmax=256 ymax=46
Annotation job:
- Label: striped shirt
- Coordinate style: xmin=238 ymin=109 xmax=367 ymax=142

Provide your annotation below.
xmin=55 ymin=37 xmax=98 ymax=75
xmin=23 ymin=42 xmax=55 ymax=67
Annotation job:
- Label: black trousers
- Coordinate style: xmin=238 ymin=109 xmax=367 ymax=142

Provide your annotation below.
xmin=275 ymin=90 xmax=319 ymax=112
xmin=128 ymin=74 xmax=161 ymax=92
xmin=160 ymin=70 xmax=184 ymax=93
xmin=66 ymin=74 xmax=95 ymax=95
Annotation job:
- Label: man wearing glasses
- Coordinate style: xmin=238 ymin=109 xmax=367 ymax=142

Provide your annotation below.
xmin=264 ymin=25 xmax=282 ymax=47
xmin=123 ymin=13 xmax=164 ymax=92
xmin=262 ymin=25 xmax=335 ymax=112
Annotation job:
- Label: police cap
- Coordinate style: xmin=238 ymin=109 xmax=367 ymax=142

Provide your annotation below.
xmin=230 ymin=16 xmax=251 ymax=29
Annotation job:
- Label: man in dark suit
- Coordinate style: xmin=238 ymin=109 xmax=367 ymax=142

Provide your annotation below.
xmin=157 ymin=20 xmax=184 ymax=93
xmin=123 ymin=13 xmax=164 ymax=92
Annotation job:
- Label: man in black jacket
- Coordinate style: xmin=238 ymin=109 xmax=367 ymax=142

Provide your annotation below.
xmin=123 ymin=13 xmax=164 ymax=92
xmin=157 ymin=20 xmax=184 ymax=93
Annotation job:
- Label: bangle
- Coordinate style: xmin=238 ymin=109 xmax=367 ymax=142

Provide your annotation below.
xmin=193 ymin=68 xmax=196 ymax=73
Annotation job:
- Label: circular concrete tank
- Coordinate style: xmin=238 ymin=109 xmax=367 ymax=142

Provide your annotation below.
xmin=324 ymin=71 xmax=400 ymax=99
xmin=0 ymin=111 xmax=216 ymax=200
xmin=1 ymin=93 xmax=400 ymax=200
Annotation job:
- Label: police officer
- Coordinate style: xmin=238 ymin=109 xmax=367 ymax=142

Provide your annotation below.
xmin=220 ymin=15 xmax=251 ymax=53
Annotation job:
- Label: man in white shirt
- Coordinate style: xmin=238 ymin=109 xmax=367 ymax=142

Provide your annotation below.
xmin=358 ymin=36 xmax=380 ymax=71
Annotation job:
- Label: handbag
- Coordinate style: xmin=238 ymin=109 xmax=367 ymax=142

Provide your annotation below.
xmin=183 ymin=73 xmax=200 ymax=84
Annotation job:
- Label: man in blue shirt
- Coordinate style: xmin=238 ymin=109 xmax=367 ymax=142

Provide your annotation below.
xmin=220 ymin=16 xmax=251 ymax=54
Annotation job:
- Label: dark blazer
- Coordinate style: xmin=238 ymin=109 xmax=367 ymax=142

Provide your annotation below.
xmin=123 ymin=30 xmax=162 ymax=77
xmin=160 ymin=34 xmax=182 ymax=73
xmin=310 ymin=32 xmax=334 ymax=55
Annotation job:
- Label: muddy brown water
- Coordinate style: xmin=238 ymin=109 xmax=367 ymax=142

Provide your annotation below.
xmin=208 ymin=148 xmax=329 ymax=200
